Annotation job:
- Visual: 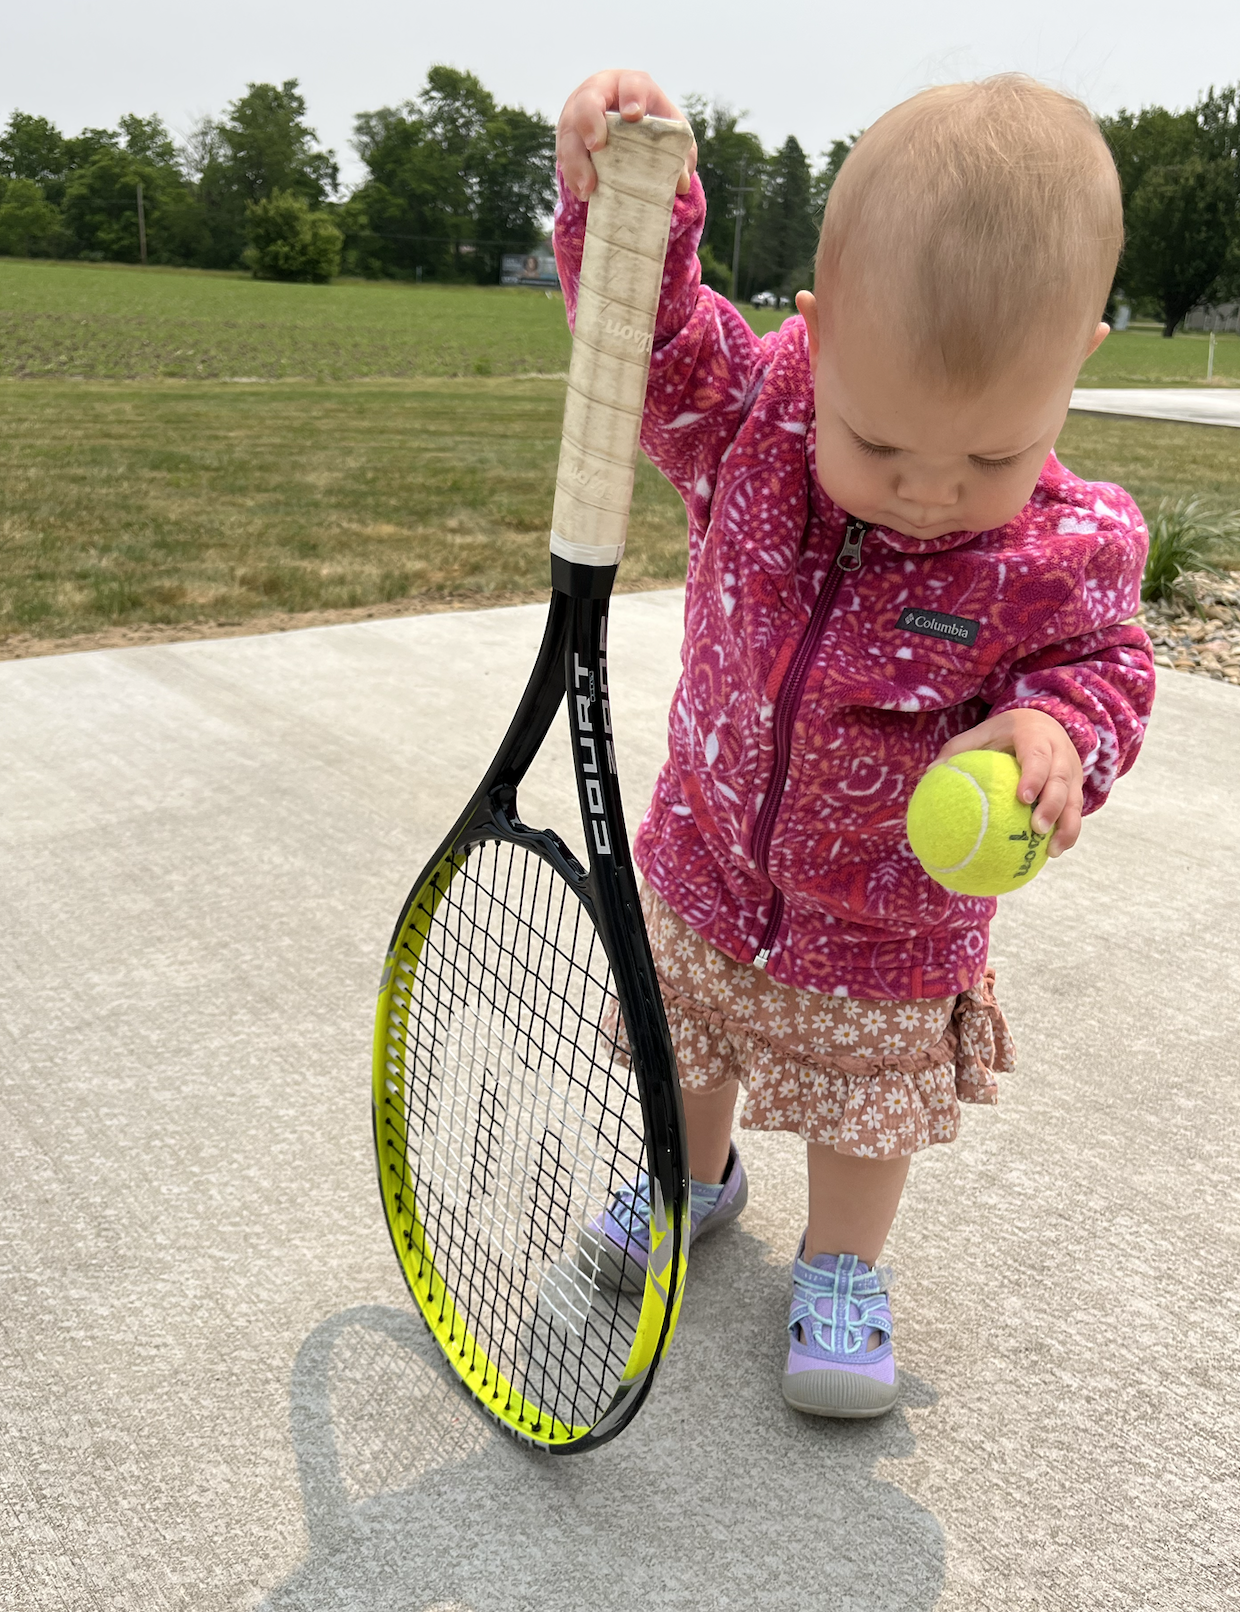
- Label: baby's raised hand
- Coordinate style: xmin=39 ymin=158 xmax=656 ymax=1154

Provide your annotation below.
xmin=557 ymin=71 xmax=697 ymax=201
xmin=934 ymin=709 xmax=1084 ymax=857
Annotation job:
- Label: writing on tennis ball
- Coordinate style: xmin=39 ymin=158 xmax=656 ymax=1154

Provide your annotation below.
xmin=906 ymin=750 xmax=1050 ymax=897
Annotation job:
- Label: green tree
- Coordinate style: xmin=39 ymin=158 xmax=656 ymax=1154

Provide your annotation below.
xmin=60 ymin=115 xmax=205 ymax=265
xmin=749 ymin=135 xmax=817 ymax=301
xmin=347 ymin=66 xmax=554 ymax=282
xmin=1101 ymin=85 xmax=1239 ymax=333
xmin=811 ymin=136 xmax=857 ymax=222
xmin=116 ymin=113 xmax=181 ymax=169
xmin=1123 ymin=157 xmax=1236 ymax=335
xmin=681 ymin=97 xmax=767 ymax=299
xmin=0 ymin=178 xmax=61 ymax=256
xmin=1195 ymin=84 xmax=1240 ymax=300
xmin=196 ymin=80 xmax=338 ymax=268
xmin=244 ymin=189 xmax=342 ymax=281
xmin=1100 ymin=105 xmax=1199 ymax=213
xmin=0 ymin=112 xmax=67 ymax=194
xmin=472 ymin=104 xmax=557 ymax=280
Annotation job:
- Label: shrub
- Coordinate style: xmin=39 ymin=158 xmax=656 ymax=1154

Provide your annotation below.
xmin=1141 ymin=497 xmax=1236 ymax=604
xmin=244 ymin=189 xmax=342 ymax=283
xmin=0 ymin=178 xmax=61 ymax=257
xmin=697 ymin=242 xmax=731 ymax=295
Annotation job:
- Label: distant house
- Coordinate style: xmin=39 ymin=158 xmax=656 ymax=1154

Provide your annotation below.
xmin=500 ymin=239 xmax=560 ymax=290
xmin=1184 ymin=301 xmax=1239 ymax=333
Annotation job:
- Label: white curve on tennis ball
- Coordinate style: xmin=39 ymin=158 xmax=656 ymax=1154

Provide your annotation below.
xmin=925 ymin=764 xmax=990 ymax=873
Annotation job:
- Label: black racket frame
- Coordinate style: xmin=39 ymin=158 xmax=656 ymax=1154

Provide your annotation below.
xmin=375 ymin=560 xmax=690 ymax=1451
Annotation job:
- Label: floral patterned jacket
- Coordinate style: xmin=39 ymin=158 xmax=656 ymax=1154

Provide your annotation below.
xmin=553 ymin=173 xmax=1155 ymax=1001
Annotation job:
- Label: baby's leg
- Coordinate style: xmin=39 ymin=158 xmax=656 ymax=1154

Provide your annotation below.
xmin=681 ymin=1080 xmax=740 ymax=1183
xmin=805 ymin=1146 xmax=910 ymax=1266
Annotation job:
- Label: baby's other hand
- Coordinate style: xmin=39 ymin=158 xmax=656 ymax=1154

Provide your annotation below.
xmin=934 ymin=709 xmax=1083 ymax=857
xmin=557 ymin=71 xmax=696 ymax=202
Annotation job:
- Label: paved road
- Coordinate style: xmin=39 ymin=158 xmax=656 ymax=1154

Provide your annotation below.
xmin=1070 ymin=386 xmax=1240 ymax=427
xmin=1 ymin=592 xmax=1236 ymax=1611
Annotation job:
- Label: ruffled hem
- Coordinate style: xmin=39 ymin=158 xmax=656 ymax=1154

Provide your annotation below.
xmin=611 ymin=884 xmax=1016 ymax=1159
xmin=657 ymin=966 xmax=1014 ymax=1159
xmin=660 ymin=968 xmax=1010 ymax=1094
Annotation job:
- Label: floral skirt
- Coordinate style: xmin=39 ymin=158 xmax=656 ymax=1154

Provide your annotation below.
xmin=638 ymin=883 xmax=1015 ymax=1159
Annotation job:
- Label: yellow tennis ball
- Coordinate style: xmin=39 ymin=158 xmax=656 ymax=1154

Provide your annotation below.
xmin=906 ymin=749 xmax=1050 ymax=897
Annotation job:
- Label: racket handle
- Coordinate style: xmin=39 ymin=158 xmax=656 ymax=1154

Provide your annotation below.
xmin=551 ymin=113 xmax=695 ymax=571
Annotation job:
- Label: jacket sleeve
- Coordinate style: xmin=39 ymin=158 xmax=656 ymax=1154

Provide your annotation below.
xmin=553 ymin=168 xmax=770 ymax=510
xmin=979 ymin=493 xmax=1155 ymax=814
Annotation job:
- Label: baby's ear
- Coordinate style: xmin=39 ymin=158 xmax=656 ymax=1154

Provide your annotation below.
xmin=1086 ymin=320 xmax=1109 ymax=358
xmin=796 ymin=290 xmax=820 ymax=365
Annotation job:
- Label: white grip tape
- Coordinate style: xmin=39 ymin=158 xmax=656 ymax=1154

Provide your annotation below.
xmin=551 ymin=114 xmax=694 ymax=567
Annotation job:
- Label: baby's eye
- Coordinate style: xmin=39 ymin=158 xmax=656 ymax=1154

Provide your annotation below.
xmin=970 ymin=452 xmax=1023 ymax=472
xmin=851 ymin=432 xmax=897 ymax=458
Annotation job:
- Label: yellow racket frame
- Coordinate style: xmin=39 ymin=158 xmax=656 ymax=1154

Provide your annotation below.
xmin=372 ymin=848 xmax=689 ymax=1451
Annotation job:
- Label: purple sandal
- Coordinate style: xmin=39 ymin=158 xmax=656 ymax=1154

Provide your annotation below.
xmin=578 ymin=1143 xmax=748 ymax=1293
xmin=782 ymin=1234 xmax=899 ymax=1418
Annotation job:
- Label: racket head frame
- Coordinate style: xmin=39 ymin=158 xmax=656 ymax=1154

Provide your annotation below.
xmin=372 ymin=570 xmax=689 ymax=1453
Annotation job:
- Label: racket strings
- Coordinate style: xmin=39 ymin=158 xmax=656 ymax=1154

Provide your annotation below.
xmin=382 ymin=838 xmax=649 ymax=1434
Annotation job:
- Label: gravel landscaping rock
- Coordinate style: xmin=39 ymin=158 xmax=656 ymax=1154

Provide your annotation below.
xmin=1137 ymin=569 xmax=1240 ymax=686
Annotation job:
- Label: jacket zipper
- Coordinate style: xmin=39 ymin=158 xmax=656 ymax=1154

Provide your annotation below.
xmin=751 ymin=517 xmax=867 ymax=968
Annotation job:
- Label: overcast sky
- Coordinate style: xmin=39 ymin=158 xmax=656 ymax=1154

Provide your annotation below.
xmin=5 ymin=0 xmax=1239 ymax=187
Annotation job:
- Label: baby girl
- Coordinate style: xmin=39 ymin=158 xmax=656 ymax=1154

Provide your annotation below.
xmin=558 ymin=70 xmax=1154 ymax=1417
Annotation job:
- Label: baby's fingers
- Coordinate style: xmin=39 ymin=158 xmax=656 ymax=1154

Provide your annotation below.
xmin=557 ymin=125 xmax=595 ymax=199
xmin=1028 ymin=742 xmax=1084 ymax=857
xmin=558 ymin=72 xmax=696 ymax=201
xmin=557 ymin=75 xmax=617 ymax=198
xmin=1014 ymin=741 xmax=1051 ymax=813
xmin=1048 ymin=794 xmax=1082 ymax=858
xmin=615 ymin=70 xmax=656 ymax=121
xmin=614 ymin=73 xmax=698 ymax=191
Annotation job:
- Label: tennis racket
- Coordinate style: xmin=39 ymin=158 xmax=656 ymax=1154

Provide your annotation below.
xmin=372 ymin=114 xmax=694 ymax=1453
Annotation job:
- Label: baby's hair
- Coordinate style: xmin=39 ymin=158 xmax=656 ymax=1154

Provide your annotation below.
xmin=816 ymin=75 xmax=1123 ymax=390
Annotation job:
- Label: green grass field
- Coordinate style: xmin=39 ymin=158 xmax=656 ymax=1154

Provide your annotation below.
xmin=1 ymin=377 xmax=1236 ymax=649
xmin=742 ymin=308 xmax=1240 ymax=387
xmin=0 ymin=258 xmax=574 ymax=380
xmin=0 ymin=380 xmax=688 ymax=643
xmin=0 ymin=258 xmax=1236 ymax=652
xmin=3 ymin=256 xmax=1237 ymax=384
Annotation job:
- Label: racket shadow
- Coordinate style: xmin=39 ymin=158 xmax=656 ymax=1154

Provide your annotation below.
xmin=262 ymin=1236 xmax=946 ymax=1612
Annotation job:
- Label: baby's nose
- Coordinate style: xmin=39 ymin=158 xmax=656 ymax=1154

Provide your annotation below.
xmin=894 ymin=468 xmax=960 ymax=516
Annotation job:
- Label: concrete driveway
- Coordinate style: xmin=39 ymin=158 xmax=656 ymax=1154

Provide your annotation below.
xmin=1 ymin=590 xmax=1236 ymax=1611
xmin=1070 ymin=387 xmax=1240 ymax=427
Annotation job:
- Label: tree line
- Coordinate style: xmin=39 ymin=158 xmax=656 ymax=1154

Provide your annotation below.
xmin=1100 ymin=86 xmax=1239 ymax=335
xmin=0 ymin=69 xmax=557 ymax=285
xmin=0 ymin=70 xmax=1235 ymax=334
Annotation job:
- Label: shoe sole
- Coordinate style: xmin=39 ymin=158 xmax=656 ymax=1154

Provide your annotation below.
xmin=781 ymin=1367 xmax=899 ymax=1419
xmin=578 ymin=1170 xmax=750 ymax=1295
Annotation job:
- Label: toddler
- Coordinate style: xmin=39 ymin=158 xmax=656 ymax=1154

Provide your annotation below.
xmin=558 ymin=71 xmax=1154 ymax=1417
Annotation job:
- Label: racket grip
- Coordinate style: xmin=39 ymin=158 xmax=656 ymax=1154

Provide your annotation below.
xmin=550 ymin=113 xmax=695 ymax=571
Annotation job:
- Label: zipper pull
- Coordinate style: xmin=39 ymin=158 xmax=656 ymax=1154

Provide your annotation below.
xmin=753 ymin=947 xmax=771 ymax=970
xmin=837 ymin=518 xmax=866 ymax=571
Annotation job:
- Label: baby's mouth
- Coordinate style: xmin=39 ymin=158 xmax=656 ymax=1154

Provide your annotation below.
xmin=886 ymin=516 xmax=950 ymax=538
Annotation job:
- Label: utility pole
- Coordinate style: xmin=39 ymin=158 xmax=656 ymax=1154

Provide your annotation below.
xmin=136 ymin=182 xmax=147 ymax=266
xmin=730 ymin=166 xmax=754 ymax=303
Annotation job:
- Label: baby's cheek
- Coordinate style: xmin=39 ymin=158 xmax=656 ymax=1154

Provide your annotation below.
xmin=966 ymin=465 xmax=1044 ymax=532
xmin=813 ymin=439 xmax=886 ymax=519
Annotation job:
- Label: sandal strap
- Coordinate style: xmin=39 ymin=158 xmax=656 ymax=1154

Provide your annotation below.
xmin=789 ymin=1252 xmax=894 ymax=1356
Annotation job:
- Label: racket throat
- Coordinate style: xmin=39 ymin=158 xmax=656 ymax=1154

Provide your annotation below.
xmin=565 ymin=590 xmax=622 ymax=866
xmin=551 ymin=554 xmax=619 ymax=600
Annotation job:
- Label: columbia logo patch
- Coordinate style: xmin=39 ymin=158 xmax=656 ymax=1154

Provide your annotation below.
xmin=896 ymin=607 xmax=980 ymax=646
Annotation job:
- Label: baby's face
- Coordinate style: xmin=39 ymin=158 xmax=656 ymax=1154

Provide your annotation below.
xmin=797 ymin=290 xmax=1106 ymax=542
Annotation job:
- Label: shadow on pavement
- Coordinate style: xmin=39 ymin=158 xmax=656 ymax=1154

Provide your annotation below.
xmin=263 ymin=1229 xmax=945 ymax=1612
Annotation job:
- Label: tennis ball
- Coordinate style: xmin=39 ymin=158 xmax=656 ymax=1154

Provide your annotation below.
xmin=906 ymin=749 xmax=1050 ymax=897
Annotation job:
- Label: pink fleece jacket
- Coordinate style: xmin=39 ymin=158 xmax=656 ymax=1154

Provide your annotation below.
xmin=554 ymin=173 xmax=1155 ymax=1001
